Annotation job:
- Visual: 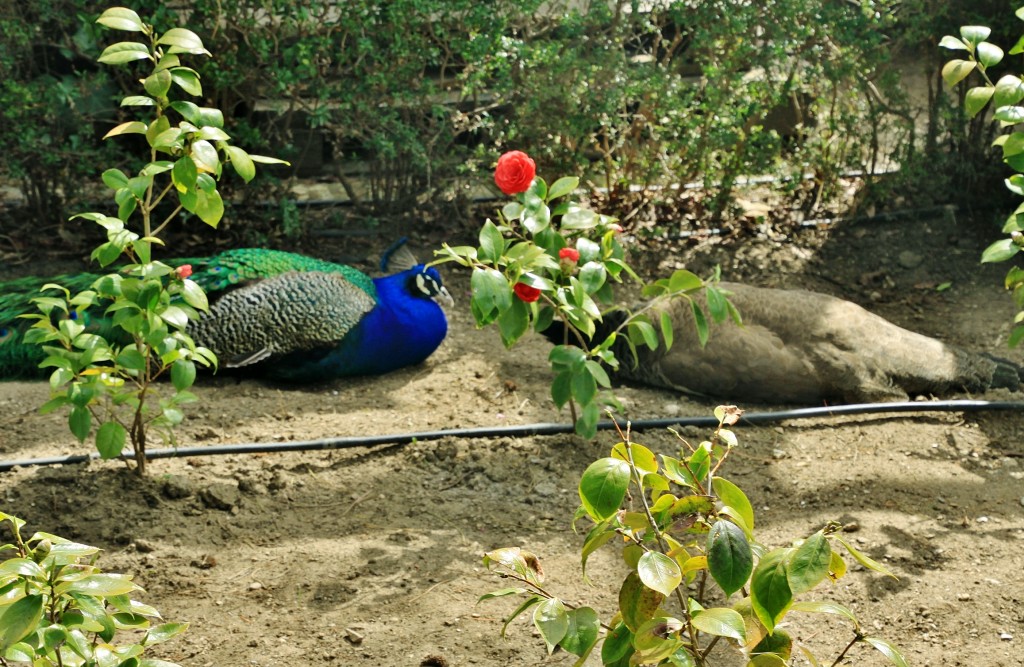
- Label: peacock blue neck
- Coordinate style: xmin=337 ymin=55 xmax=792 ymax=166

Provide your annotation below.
xmin=261 ymin=265 xmax=447 ymax=382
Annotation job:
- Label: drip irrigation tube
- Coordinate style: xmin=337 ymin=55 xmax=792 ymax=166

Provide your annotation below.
xmin=1 ymin=399 xmax=1021 ymax=473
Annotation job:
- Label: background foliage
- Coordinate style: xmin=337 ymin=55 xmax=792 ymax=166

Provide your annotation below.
xmin=0 ymin=0 xmax=1017 ymax=245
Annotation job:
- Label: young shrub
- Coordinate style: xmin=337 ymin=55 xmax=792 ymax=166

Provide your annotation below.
xmin=20 ymin=7 xmax=286 ymax=474
xmin=0 ymin=511 xmax=186 ymax=666
xmin=480 ymin=409 xmax=908 ymax=666
xmin=940 ymin=11 xmax=1024 ymax=347
xmin=433 ymin=151 xmax=734 ymax=437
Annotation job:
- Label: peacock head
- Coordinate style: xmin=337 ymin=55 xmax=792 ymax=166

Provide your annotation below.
xmin=411 ymin=266 xmax=453 ymax=308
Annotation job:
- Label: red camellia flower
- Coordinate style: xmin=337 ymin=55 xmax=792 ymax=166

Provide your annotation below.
xmin=558 ymin=247 xmax=580 ymax=262
xmin=175 ymin=264 xmax=193 ymax=279
xmin=513 ymin=282 xmax=542 ymax=303
xmin=494 ymin=150 xmax=536 ymax=195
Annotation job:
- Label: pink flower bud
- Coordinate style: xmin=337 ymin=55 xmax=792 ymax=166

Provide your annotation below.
xmin=176 ymin=264 xmax=193 ymax=279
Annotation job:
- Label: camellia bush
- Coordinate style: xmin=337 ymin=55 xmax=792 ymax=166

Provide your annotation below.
xmin=0 ymin=511 xmax=187 ymax=666
xmin=480 ymin=409 xmax=907 ymax=666
xmin=20 ymin=6 xmax=286 ymax=474
xmin=433 ymin=150 xmax=734 ymax=436
xmin=940 ymin=8 xmax=1024 ymax=346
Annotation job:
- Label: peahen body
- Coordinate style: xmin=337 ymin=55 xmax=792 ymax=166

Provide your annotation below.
xmin=0 ymin=247 xmax=450 ymax=382
xmin=548 ymin=282 xmax=1024 ymax=404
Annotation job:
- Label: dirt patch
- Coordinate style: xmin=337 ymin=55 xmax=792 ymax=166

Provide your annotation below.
xmin=1 ymin=210 xmax=1023 ymax=666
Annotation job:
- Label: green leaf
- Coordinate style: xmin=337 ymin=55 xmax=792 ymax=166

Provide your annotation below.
xmin=194 ymin=188 xmax=224 ymax=227
xmin=171 ymin=360 xmax=196 ymax=391
xmin=62 ymin=573 xmax=138 ymax=597
xmin=965 ymin=86 xmax=994 ymax=117
xmin=102 ymin=168 xmax=130 ymax=190
xmin=104 ymin=121 xmax=148 ymax=139
xmin=862 ymin=636 xmax=909 ymax=667
xmin=706 ymin=520 xmax=752 ymax=597
xmin=938 ymin=35 xmax=967 ymax=51
xmin=977 ymin=42 xmax=1004 ymax=68
xmin=659 ymin=311 xmax=674 ymax=350
xmin=571 ymin=367 xmax=597 ymax=406
xmin=579 ymin=261 xmax=607 ymax=294
xmin=546 ymin=176 xmax=579 ymax=201
xmin=578 ymin=457 xmax=630 ymax=521
xmin=995 ymin=105 xmax=1024 ymax=124
xmin=171 ymin=68 xmax=203 ymax=96
xmin=691 ymin=301 xmax=709 ymax=346
xmin=551 ymin=370 xmax=572 ymax=408
xmin=470 ymin=268 xmax=512 ymax=326
xmin=787 ymin=532 xmax=831 ymax=594
xmin=712 ymin=477 xmax=754 ymax=533
xmin=69 ymin=406 xmax=91 ymax=442
xmin=121 ymin=95 xmax=155 ymax=107
xmin=248 ymin=154 xmax=289 ymax=166
xmin=559 ymin=606 xmax=599 ymax=657
xmin=157 ymin=28 xmax=210 ymax=55
xmin=96 ymin=421 xmax=127 ymax=459
xmin=601 ymin=622 xmax=634 ymax=664
xmin=638 ymin=551 xmax=682 ymax=597
xmin=995 ymin=75 xmax=1024 ymax=107
xmin=144 ymin=622 xmax=188 ymax=645
xmin=533 ymin=598 xmax=569 ymax=654
xmin=690 ymin=607 xmax=745 ymax=642
xmin=832 ymin=535 xmax=898 ymax=579
xmin=941 ymin=59 xmax=975 ymax=87
xmin=225 ymin=146 xmax=256 ymax=183
xmin=751 ymin=628 xmax=793 ymax=662
xmin=497 ymin=297 xmax=528 ymax=347
xmin=190 ymin=140 xmax=219 ymax=174
xmin=97 ymin=7 xmax=146 ymax=32
xmin=790 ymin=600 xmax=860 ymax=631
xmin=98 ymin=41 xmax=152 ymax=65
xmin=981 ymin=238 xmax=1020 ymax=263
xmin=960 ymin=25 xmax=991 ymax=45
xmin=618 ymin=572 xmax=666 ymax=633
xmin=580 ymin=521 xmax=616 ymax=579
xmin=478 ymin=219 xmax=505 ymax=262
xmin=143 ymin=69 xmax=172 ymax=98
xmin=117 ymin=348 xmax=147 ymax=371
xmin=0 ymin=595 xmax=43 ymax=650
xmin=750 ymin=549 xmax=793 ymax=633
xmin=0 ymin=558 xmax=44 ymax=579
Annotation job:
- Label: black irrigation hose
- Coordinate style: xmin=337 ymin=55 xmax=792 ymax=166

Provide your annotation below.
xmin=1 ymin=399 xmax=1021 ymax=473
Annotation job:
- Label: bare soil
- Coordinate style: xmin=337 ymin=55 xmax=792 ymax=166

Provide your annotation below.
xmin=1 ymin=209 xmax=1023 ymax=666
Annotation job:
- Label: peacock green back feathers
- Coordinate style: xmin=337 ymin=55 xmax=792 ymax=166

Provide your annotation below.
xmin=0 ymin=248 xmax=381 ymax=379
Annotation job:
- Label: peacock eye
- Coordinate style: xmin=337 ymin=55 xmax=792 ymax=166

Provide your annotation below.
xmin=0 ymin=327 xmax=11 ymax=343
xmin=68 ymin=311 xmax=79 ymax=321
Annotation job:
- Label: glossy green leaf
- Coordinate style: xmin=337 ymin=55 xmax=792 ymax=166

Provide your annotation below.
xmin=97 ymin=7 xmax=146 ymax=32
xmin=790 ymin=600 xmax=860 ymax=630
xmin=62 ymin=574 xmax=137 ymax=597
xmin=143 ymin=69 xmax=172 ymax=98
xmin=691 ymin=301 xmax=709 ymax=347
xmin=750 ymin=549 xmax=793 ymax=633
xmin=98 ymin=41 xmax=151 ymax=64
xmin=712 ymin=477 xmax=753 ymax=532
xmin=225 ymin=146 xmax=256 ymax=183
xmin=144 ymin=622 xmax=188 ymax=645
xmin=659 ymin=311 xmax=674 ymax=350
xmin=478 ymin=219 xmax=505 ymax=262
xmin=157 ymin=28 xmax=209 ymax=55
xmin=533 ymin=598 xmax=569 ymax=654
xmin=547 ymin=176 xmax=579 ymax=201
xmin=580 ymin=521 xmax=616 ymax=579
xmin=965 ymin=86 xmax=994 ymax=117
xmin=981 ymin=238 xmax=1019 ymax=263
xmin=941 ymin=59 xmax=975 ymax=87
xmin=707 ymin=520 xmax=752 ymax=597
xmin=579 ymin=457 xmax=630 ymax=521
xmin=751 ymin=627 xmax=792 ymax=662
xmin=0 ymin=594 xmax=43 ymax=650
xmin=171 ymin=68 xmax=202 ymax=96
xmin=862 ymin=636 xmax=909 ymax=667
xmin=691 ymin=607 xmax=745 ymax=642
xmin=832 ymin=535 xmax=898 ymax=579
xmin=611 ymin=441 xmax=658 ymax=475
xmin=559 ymin=606 xmax=599 ymax=657
xmin=0 ymin=558 xmax=44 ymax=579
xmin=96 ymin=421 xmax=127 ymax=459
xmin=601 ymin=622 xmax=634 ymax=664
xmin=638 ymin=551 xmax=682 ymax=597
xmin=618 ymin=572 xmax=666 ymax=633
xmin=960 ymin=25 xmax=991 ymax=45
xmin=995 ymin=75 xmax=1024 ymax=107
xmin=786 ymin=532 xmax=831 ymax=594
xmin=69 ymin=405 xmax=91 ymax=442
xmin=977 ymin=42 xmax=1004 ymax=68
xmin=938 ymin=35 xmax=967 ymax=51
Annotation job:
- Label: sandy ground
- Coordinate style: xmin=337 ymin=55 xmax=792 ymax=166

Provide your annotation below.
xmin=1 ymin=209 xmax=1023 ymax=666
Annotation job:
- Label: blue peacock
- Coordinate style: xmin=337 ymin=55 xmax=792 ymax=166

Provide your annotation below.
xmin=0 ymin=243 xmax=450 ymax=382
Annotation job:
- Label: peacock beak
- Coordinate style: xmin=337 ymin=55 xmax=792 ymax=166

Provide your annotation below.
xmin=434 ymin=285 xmax=454 ymax=309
